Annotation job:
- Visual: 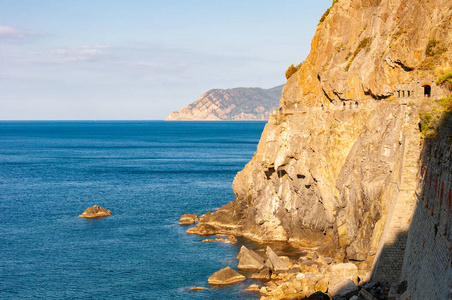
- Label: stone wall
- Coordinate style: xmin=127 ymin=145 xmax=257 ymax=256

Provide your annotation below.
xmin=401 ymin=116 xmax=452 ymax=300
xmin=394 ymin=78 xmax=447 ymax=100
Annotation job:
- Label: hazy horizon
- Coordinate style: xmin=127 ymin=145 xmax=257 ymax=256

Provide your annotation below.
xmin=0 ymin=0 xmax=332 ymax=120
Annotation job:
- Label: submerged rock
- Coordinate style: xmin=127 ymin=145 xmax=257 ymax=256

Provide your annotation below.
xmin=78 ymin=205 xmax=111 ymax=218
xmin=237 ymin=245 xmax=266 ymax=269
xmin=245 ymin=284 xmax=260 ymax=292
xmin=179 ymin=213 xmax=199 ymax=225
xmin=208 ymin=266 xmax=246 ymax=285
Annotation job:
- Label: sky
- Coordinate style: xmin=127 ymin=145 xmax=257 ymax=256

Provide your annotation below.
xmin=0 ymin=0 xmax=332 ymax=120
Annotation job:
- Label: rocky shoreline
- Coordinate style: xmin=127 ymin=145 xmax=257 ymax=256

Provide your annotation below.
xmin=180 ymin=214 xmax=410 ymax=300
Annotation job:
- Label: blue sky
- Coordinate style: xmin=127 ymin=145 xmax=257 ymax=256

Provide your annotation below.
xmin=0 ymin=0 xmax=332 ymax=120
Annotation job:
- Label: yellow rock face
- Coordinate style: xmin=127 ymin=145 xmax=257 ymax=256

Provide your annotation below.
xmin=189 ymin=0 xmax=452 ymax=271
xmin=78 ymin=205 xmax=111 ymax=218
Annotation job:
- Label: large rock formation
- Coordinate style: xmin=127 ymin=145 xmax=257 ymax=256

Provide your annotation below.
xmin=78 ymin=205 xmax=111 ymax=218
xmin=166 ymin=85 xmax=283 ymax=121
xmin=190 ymin=0 xmax=452 ymax=275
xmin=237 ymin=245 xmax=266 ymax=270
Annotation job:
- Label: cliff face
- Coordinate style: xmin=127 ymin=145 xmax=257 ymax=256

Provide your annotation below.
xmin=165 ymin=85 xmax=283 ymax=121
xmin=191 ymin=0 xmax=452 ymax=270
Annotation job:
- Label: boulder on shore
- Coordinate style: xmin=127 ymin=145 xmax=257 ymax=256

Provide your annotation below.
xmin=78 ymin=205 xmax=111 ymax=218
xmin=305 ymin=291 xmax=332 ymax=300
xmin=327 ymin=262 xmax=359 ymax=286
xmin=208 ymin=266 xmax=246 ymax=285
xmin=179 ymin=214 xmax=199 ymax=225
xmin=328 ymin=279 xmax=359 ymax=299
xmin=237 ymin=245 xmax=266 ymax=269
xmin=251 ymin=267 xmax=271 ymax=280
xmin=266 ymin=246 xmax=289 ymax=272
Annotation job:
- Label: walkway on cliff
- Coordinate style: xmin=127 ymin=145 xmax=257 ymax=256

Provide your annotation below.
xmin=371 ymin=103 xmax=421 ymax=283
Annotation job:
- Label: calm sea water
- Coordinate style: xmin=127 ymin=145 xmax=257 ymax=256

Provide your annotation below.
xmin=0 ymin=121 xmax=289 ymax=299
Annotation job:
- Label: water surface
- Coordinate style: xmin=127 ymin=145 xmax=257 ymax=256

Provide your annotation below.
xmin=0 ymin=121 xmax=279 ymax=299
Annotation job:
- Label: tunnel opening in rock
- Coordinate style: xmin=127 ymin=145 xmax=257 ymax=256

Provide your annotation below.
xmin=422 ymin=84 xmax=431 ymax=97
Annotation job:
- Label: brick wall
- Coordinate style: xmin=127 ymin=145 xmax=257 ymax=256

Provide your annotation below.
xmin=401 ymin=120 xmax=452 ymax=299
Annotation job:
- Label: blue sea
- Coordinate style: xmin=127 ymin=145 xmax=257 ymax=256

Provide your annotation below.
xmin=0 ymin=121 xmax=303 ymax=299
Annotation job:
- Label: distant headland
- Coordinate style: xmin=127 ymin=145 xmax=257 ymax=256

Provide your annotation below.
xmin=165 ymin=85 xmax=283 ymax=121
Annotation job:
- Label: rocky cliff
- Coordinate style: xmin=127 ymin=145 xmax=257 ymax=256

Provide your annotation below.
xmin=165 ymin=85 xmax=283 ymax=121
xmin=190 ymin=0 xmax=452 ymax=277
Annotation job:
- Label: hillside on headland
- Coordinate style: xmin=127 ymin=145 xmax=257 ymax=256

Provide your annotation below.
xmin=165 ymin=85 xmax=283 ymax=121
xmin=188 ymin=0 xmax=452 ymax=298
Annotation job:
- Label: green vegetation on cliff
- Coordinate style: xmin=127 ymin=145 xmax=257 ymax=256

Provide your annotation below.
xmin=345 ymin=37 xmax=373 ymax=71
xmin=319 ymin=0 xmax=339 ymax=24
xmin=285 ymin=63 xmax=302 ymax=79
xmin=436 ymin=72 xmax=452 ymax=90
xmin=420 ymin=73 xmax=452 ymax=138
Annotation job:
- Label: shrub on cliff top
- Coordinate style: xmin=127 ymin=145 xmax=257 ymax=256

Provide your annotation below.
xmin=319 ymin=8 xmax=331 ymax=23
xmin=319 ymin=0 xmax=339 ymax=24
xmin=285 ymin=63 xmax=302 ymax=80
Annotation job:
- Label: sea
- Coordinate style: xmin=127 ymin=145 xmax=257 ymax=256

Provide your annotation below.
xmin=0 ymin=121 xmax=304 ymax=299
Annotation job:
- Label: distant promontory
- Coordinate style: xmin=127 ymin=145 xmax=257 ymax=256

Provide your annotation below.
xmin=165 ymin=85 xmax=283 ymax=121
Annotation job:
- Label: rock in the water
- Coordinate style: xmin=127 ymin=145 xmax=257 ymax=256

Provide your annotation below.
xmin=224 ymin=235 xmax=237 ymax=244
xmin=237 ymin=245 xmax=266 ymax=269
xmin=78 ymin=205 xmax=111 ymax=218
xmin=201 ymin=239 xmax=214 ymax=243
xmin=190 ymin=286 xmax=205 ymax=291
xmin=208 ymin=266 xmax=246 ymax=285
xmin=179 ymin=213 xmax=199 ymax=225
xmin=245 ymin=284 xmax=260 ymax=292
xmin=251 ymin=267 xmax=272 ymax=280
xmin=266 ymin=246 xmax=289 ymax=272
xmin=186 ymin=224 xmax=216 ymax=235
xmin=328 ymin=279 xmax=359 ymax=299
